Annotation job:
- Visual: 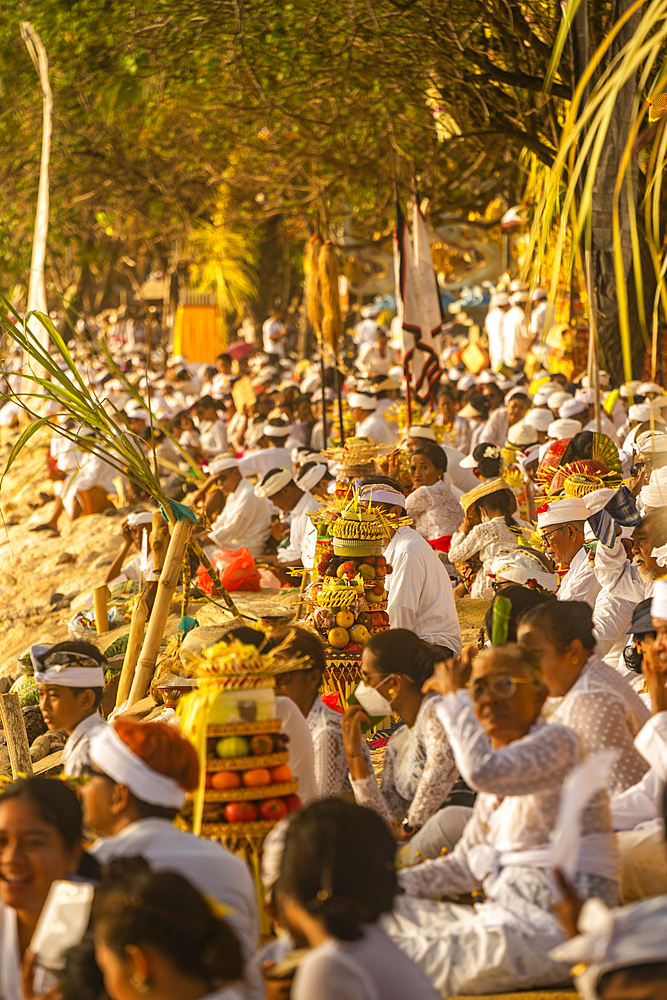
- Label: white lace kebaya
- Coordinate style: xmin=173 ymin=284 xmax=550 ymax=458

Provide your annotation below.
xmin=350 ymin=692 xmax=458 ymax=830
xmin=380 ymin=690 xmax=618 ymax=997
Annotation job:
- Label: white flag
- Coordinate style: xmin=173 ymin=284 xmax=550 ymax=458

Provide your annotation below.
xmin=393 ymin=200 xmax=442 ymax=402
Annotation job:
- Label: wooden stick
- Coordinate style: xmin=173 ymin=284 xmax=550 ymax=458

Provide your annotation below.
xmin=293 ymin=570 xmax=308 ymax=622
xmin=115 ymin=592 xmax=149 ymax=708
xmin=0 ymin=693 xmax=33 ymax=778
xmin=93 ymin=585 xmax=109 ymax=634
xmin=127 ymin=518 xmax=193 ymax=707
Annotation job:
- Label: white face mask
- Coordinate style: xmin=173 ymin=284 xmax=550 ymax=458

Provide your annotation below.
xmin=354 ymin=678 xmax=395 ymax=717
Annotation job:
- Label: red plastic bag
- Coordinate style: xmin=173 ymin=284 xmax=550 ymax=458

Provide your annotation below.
xmin=197 ymin=547 xmax=261 ymax=594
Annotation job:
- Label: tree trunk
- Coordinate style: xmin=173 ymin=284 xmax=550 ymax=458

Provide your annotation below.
xmin=248 ymin=214 xmax=282 ymax=347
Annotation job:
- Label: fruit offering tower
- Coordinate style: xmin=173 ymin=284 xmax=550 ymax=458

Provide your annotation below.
xmin=176 ymin=641 xmax=301 ymax=890
xmin=304 ymin=496 xmax=394 ymax=701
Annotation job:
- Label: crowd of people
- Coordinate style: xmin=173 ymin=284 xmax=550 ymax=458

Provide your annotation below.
xmin=0 ymin=289 xmax=667 ymax=1000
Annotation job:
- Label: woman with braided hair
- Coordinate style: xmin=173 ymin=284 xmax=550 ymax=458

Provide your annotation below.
xmin=275 ymin=799 xmax=439 ymax=1000
xmin=341 ymin=630 xmax=459 ymax=844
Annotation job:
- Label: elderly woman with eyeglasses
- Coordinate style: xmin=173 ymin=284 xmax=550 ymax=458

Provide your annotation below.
xmin=380 ymin=644 xmax=619 ymax=997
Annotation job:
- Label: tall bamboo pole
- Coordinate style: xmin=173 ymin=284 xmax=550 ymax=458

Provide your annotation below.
xmin=127 ymin=519 xmax=193 ymax=707
xmin=20 ymin=23 xmax=52 ymax=376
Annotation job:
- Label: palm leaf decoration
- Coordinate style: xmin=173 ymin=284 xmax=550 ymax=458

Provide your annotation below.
xmin=0 ymin=300 xmax=203 ymax=517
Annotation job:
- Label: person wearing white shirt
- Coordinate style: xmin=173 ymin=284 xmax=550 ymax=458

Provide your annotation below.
xmin=502 ymin=291 xmax=534 ymax=367
xmin=262 ymin=309 xmax=287 ymax=357
xmin=196 ymin=457 xmax=272 ymax=559
xmin=196 ymin=396 xmax=229 ymax=458
xmin=349 ymin=392 xmax=398 ymax=447
xmin=358 ymin=480 xmax=462 ymax=655
xmin=83 ymin=718 xmax=262 ymax=1000
xmin=484 ymin=293 xmax=511 ymax=371
xmin=255 ymin=467 xmax=323 ymax=570
xmin=537 ymin=496 xmax=601 ymax=607
xmin=356 ymin=329 xmax=399 ymax=376
xmin=32 ymin=640 xmax=108 ymax=778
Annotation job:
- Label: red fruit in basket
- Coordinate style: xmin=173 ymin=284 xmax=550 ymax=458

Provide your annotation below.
xmin=369 ymin=612 xmax=385 ymax=628
xmin=249 ymin=734 xmax=274 ymax=756
xmin=342 ymin=560 xmax=356 ymax=574
xmin=242 ymin=768 xmax=271 ymax=787
xmin=284 ymin=794 xmax=302 ymax=812
xmin=211 ymin=771 xmax=241 ymax=790
xmin=372 ymin=583 xmax=385 ymax=595
xmin=225 ymin=802 xmax=258 ymax=823
xmin=259 ymin=798 xmax=288 ymax=821
xmin=269 ymin=764 xmax=292 ymax=783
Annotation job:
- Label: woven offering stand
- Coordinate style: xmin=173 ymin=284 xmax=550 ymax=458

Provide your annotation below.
xmin=323 ymin=436 xmax=380 ymax=499
xmin=176 ymin=641 xmax=302 ymax=921
xmin=302 ymin=494 xmax=405 ymax=705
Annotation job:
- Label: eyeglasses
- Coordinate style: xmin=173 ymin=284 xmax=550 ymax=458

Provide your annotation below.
xmin=491 ymin=581 xmax=507 ymax=593
xmin=467 ymin=675 xmax=534 ymax=702
xmin=540 ymin=525 xmax=565 ymax=543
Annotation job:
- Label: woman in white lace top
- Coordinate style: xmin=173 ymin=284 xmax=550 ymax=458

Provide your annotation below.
xmin=381 ymin=644 xmax=618 ymax=997
xmin=517 ymin=600 xmax=650 ymax=795
xmin=341 ymin=630 xmax=458 ymax=841
xmin=406 ymin=444 xmax=465 ymax=542
xmin=448 ymin=477 xmax=531 ymax=598
xmin=272 ymin=626 xmax=369 ymax=799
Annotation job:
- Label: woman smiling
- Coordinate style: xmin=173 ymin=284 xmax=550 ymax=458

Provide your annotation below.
xmin=0 ymin=778 xmax=87 ymax=1000
xmin=405 ymin=445 xmax=464 ymax=548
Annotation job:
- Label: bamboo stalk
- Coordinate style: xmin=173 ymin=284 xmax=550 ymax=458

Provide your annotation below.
xmin=93 ymin=585 xmax=109 ymax=634
xmin=115 ymin=593 xmax=149 ymax=708
xmin=128 ymin=519 xmax=193 ymax=707
xmin=0 ymin=693 xmax=33 ymax=778
xmin=293 ymin=570 xmax=308 ymax=622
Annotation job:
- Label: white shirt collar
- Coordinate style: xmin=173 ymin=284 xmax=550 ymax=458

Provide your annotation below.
xmin=66 ymin=712 xmax=106 ymax=750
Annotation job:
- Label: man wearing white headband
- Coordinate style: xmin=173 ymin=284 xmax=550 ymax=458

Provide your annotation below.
xmin=295 ymin=460 xmax=333 ymax=500
xmin=358 ymin=477 xmax=462 ymax=655
xmin=537 ymin=497 xmax=600 ymax=607
xmin=255 ymin=467 xmax=323 ymax=570
xmin=33 ymin=641 xmax=107 ymax=777
xmin=83 ymin=717 xmax=261 ymax=998
xmin=349 ymin=391 xmax=397 ymax=447
xmin=237 ymin=417 xmax=294 ymax=481
xmin=193 ymin=457 xmax=272 ymax=559
xmin=105 ymin=509 xmax=156 ymax=585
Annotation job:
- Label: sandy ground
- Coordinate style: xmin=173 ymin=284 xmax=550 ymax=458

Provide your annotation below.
xmin=0 ymin=425 xmax=489 ymax=680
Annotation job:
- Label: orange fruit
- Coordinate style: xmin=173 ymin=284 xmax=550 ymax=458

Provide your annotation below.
xmin=210 ymin=771 xmax=242 ymax=790
xmin=242 ymin=768 xmax=271 ymax=787
xmin=269 ymin=764 xmax=292 ymax=783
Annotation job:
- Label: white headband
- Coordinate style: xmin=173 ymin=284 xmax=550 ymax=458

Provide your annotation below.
xmin=348 ymin=392 xmax=376 ymax=410
xmin=296 ymin=463 xmax=329 ymax=492
xmin=357 ymin=485 xmax=406 ymax=509
xmin=254 ymin=468 xmax=293 ymax=498
xmin=264 ymin=423 xmax=290 ymax=438
xmin=407 ymin=426 xmax=437 ymax=441
xmin=89 ymin=725 xmax=187 ymax=809
xmin=207 ymin=455 xmax=239 ymax=476
xmin=127 ymin=511 xmax=154 ymax=528
xmin=536 ymin=496 xmax=590 ymax=528
xmin=31 ymin=645 xmax=105 ymax=688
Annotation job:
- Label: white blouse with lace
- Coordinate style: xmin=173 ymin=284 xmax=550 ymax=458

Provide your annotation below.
xmin=307 ymin=695 xmax=371 ymax=798
xmin=380 ymin=690 xmax=618 ymax=997
xmin=351 ymin=692 xmax=458 ymax=829
xmin=448 ymin=516 xmax=531 ymax=598
xmin=549 ymin=653 xmax=650 ymax=796
xmin=405 ymin=479 xmax=464 ymax=541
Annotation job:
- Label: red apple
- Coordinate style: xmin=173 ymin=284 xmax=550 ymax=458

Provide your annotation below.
xmin=284 ymin=794 xmax=302 ymax=813
xmin=259 ymin=798 xmax=288 ymax=821
xmin=224 ymin=801 xmax=259 ymax=823
xmin=369 ymin=612 xmax=384 ymax=628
